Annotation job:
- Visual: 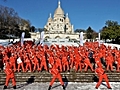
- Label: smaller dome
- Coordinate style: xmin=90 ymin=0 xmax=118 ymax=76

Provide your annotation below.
xmin=65 ymin=13 xmax=70 ymax=22
xmin=48 ymin=18 xmax=52 ymax=22
xmin=48 ymin=13 xmax=52 ymax=22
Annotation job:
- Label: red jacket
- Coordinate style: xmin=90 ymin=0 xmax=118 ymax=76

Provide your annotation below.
xmin=49 ymin=66 xmax=59 ymax=76
xmin=95 ymin=67 xmax=105 ymax=77
xmin=4 ymin=62 xmax=13 ymax=75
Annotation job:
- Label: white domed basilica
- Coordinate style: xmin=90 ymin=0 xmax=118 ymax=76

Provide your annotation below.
xmin=44 ymin=1 xmax=79 ymax=40
xmin=30 ymin=1 xmax=80 ymax=45
xmin=44 ymin=1 xmax=74 ymax=34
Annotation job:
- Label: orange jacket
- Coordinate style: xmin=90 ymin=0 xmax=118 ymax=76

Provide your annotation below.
xmin=33 ymin=56 xmax=38 ymax=63
xmin=25 ymin=57 xmax=30 ymax=63
xmin=84 ymin=57 xmax=91 ymax=64
xmin=3 ymin=55 xmax=9 ymax=63
xmin=10 ymin=56 xmax=15 ymax=63
xmin=4 ymin=62 xmax=14 ymax=75
xmin=62 ymin=56 xmax=68 ymax=64
xmin=116 ymin=56 xmax=120 ymax=65
xmin=49 ymin=56 xmax=54 ymax=65
xmin=105 ymin=54 xmax=113 ymax=64
xmin=49 ymin=66 xmax=59 ymax=76
xmin=55 ymin=57 xmax=61 ymax=65
xmin=95 ymin=67 xmax=105 ymax=77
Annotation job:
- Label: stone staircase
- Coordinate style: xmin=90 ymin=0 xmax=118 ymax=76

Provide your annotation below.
xmin=0 ymin=70 xmax=120 ymax=84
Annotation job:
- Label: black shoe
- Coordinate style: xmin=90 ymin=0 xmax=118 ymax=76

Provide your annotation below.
xmin=62 ymin=85 xmax=66 ymax=90
xmin=3 ymin=85 xmax=7 ymax=89
xmin=108 ymin=87 xmax=112 ymax=89
xmin=95 ymin=87 xmax=98 ymax=89
xmin=48 ymin=85 xmax=52 ymax=90
xmin=13 ymin=85 xmax=16 ymax=89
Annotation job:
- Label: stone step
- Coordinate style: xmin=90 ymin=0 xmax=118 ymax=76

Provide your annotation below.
xmin=0 ymin=71 xmax=120 ymax=84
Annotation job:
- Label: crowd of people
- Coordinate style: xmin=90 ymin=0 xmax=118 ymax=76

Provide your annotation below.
xmin=1 ymin=41 xmax=118 ymax=89
xmin=0 ymin=41 xmax=120 ymax=73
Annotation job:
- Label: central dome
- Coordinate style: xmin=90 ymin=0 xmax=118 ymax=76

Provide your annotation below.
xmin=54 ymin=1 xmax=64 ymax=17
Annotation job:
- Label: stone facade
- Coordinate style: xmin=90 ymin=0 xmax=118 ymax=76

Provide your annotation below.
xmin=44 ymin=1 xmax=79 ymax=39
xmin=30 ymin=1 xmax=79 ymax=41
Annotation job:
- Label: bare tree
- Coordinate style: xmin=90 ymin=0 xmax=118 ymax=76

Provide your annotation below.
xmin=0 ymin=5 xmax=31 ymax=38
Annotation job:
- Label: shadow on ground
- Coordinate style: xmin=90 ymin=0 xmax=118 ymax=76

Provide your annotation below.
xmin=15 ymin=76 xmax=35 ymax=89
xmin=52 ymin=75 xmax=69 ymax=89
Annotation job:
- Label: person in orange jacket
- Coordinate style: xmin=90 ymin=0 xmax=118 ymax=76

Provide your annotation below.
xmin=32 ymin=55 xmax=40 ymax=72
xmin=62 ymin=55 xmax=69 ymax=72
xmin=3 ymin=54 xmax=9 ymax=63
xmin=17 ymin=56 xmax=25 ymax=72
xmin=48 ymin=64 xmax=65 ymax=90
xmin=83 ymin=56 xmax=94 ymax=72
xmin=25 ymin=55 xmax=32 ymax=72
xmin=48 ymin=54 xmax=55 ymax=66
xmin=69 ymin=52 xmax=74 ymax=69
xmin=3 ymin=60 xmax=16 ymax=89
xmin=54 ymin=56 xmax=62 ymax=72
xmin=105 ymin=53 xmax=114 ymax=71
xmin=115 ymin=54 xmax=120 ymax=72
xmin=95 ymin=64 xmax=112 ymax=89
xmin=93 ymin=54 xmax=103 ymax=68
xmin=74 ymin=54 xmax=82 ymax=72
xmin=39 ymin=54 xmax=48 ymax=71
xmin=9 ymin=54 xmax=16 ymax=72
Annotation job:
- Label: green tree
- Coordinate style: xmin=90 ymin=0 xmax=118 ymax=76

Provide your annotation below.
xmin=38 ymin=28 xmax=44 ymax=32
xmin=0 ymin=5 xmax=31 ymax=39
xmin=74 ymin=29 xmax=85 ymax=33
xmin=86 ymin=26 xmax=97 ymax=41
xmin=30 ymin=26 xmax=35 ymax=32
xmin=100 ymin=20 xmax=120 ymax=43
xmin=105 ymin=20 xmax=118 ymax=27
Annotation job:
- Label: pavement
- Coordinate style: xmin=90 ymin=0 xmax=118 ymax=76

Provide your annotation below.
xmin=0 ymin=82 xmax=120 ymax=90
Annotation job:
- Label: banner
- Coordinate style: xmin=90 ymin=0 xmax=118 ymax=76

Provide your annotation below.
xmin=80 ymin=32 xmax=83 ymax=46
xmin=40 ymin=31 xmax=44 ymax=46
xmin=21 ymin=32 xmax=25 ymax=46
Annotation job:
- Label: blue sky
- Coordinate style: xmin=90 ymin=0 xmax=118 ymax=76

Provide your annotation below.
xmin=0 ymin=0 xmax=120 ymax=32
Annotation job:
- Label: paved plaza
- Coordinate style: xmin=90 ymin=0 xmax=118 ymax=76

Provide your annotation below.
xmin=0 ymin=82 xmax=120 ymax=90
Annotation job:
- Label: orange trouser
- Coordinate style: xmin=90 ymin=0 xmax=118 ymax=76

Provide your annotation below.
xmin=96 ymin=73 xmax=111 ymax=88
xmin=106 ymin=63 xmax=113 ymax=71
xmin=75 ymin=63 xmax=82 ymax=71
xmin=50 ymin=73 xmax=64 ymax=86
xmin=117 ymin=64 xmax=120 ymax=71
xmin=33 ymin=62 xmax=39 ymax=71
xmin=11 ymin=63 xmax=16 ymax=72
xmin=17 ymin=63 xmax=25 ymax=72
xmin=40 ymin=62 xmax=48 ymax=71
xmin=56 ymin=64 xmax=62 ymax=72
xmin=70 ymin=59 xmax=74 ymax=68
xmin=63 ymin=62 xmax=69 ymax=71
xmin=84 ymin=63 xmax=94 ymax=71
xmin=5 ymin=73 xmax=16 ymax=86
xmin=96 ymin=63 xmax=102 ymax=68
xmin=25 ymin=62 xmax=32 ymax=72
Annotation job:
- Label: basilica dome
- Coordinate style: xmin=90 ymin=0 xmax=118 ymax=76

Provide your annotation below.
xmin=44 ymin=0 xmax=74 ymax=35
xmin=54 ymin=1 xmax=64 ymax=17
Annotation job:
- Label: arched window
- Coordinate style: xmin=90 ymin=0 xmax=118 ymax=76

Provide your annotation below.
xmin=57 ymin=24 xmax=59 ymax=28
xmin=55 ymin=36 xmax=61 ymax=39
